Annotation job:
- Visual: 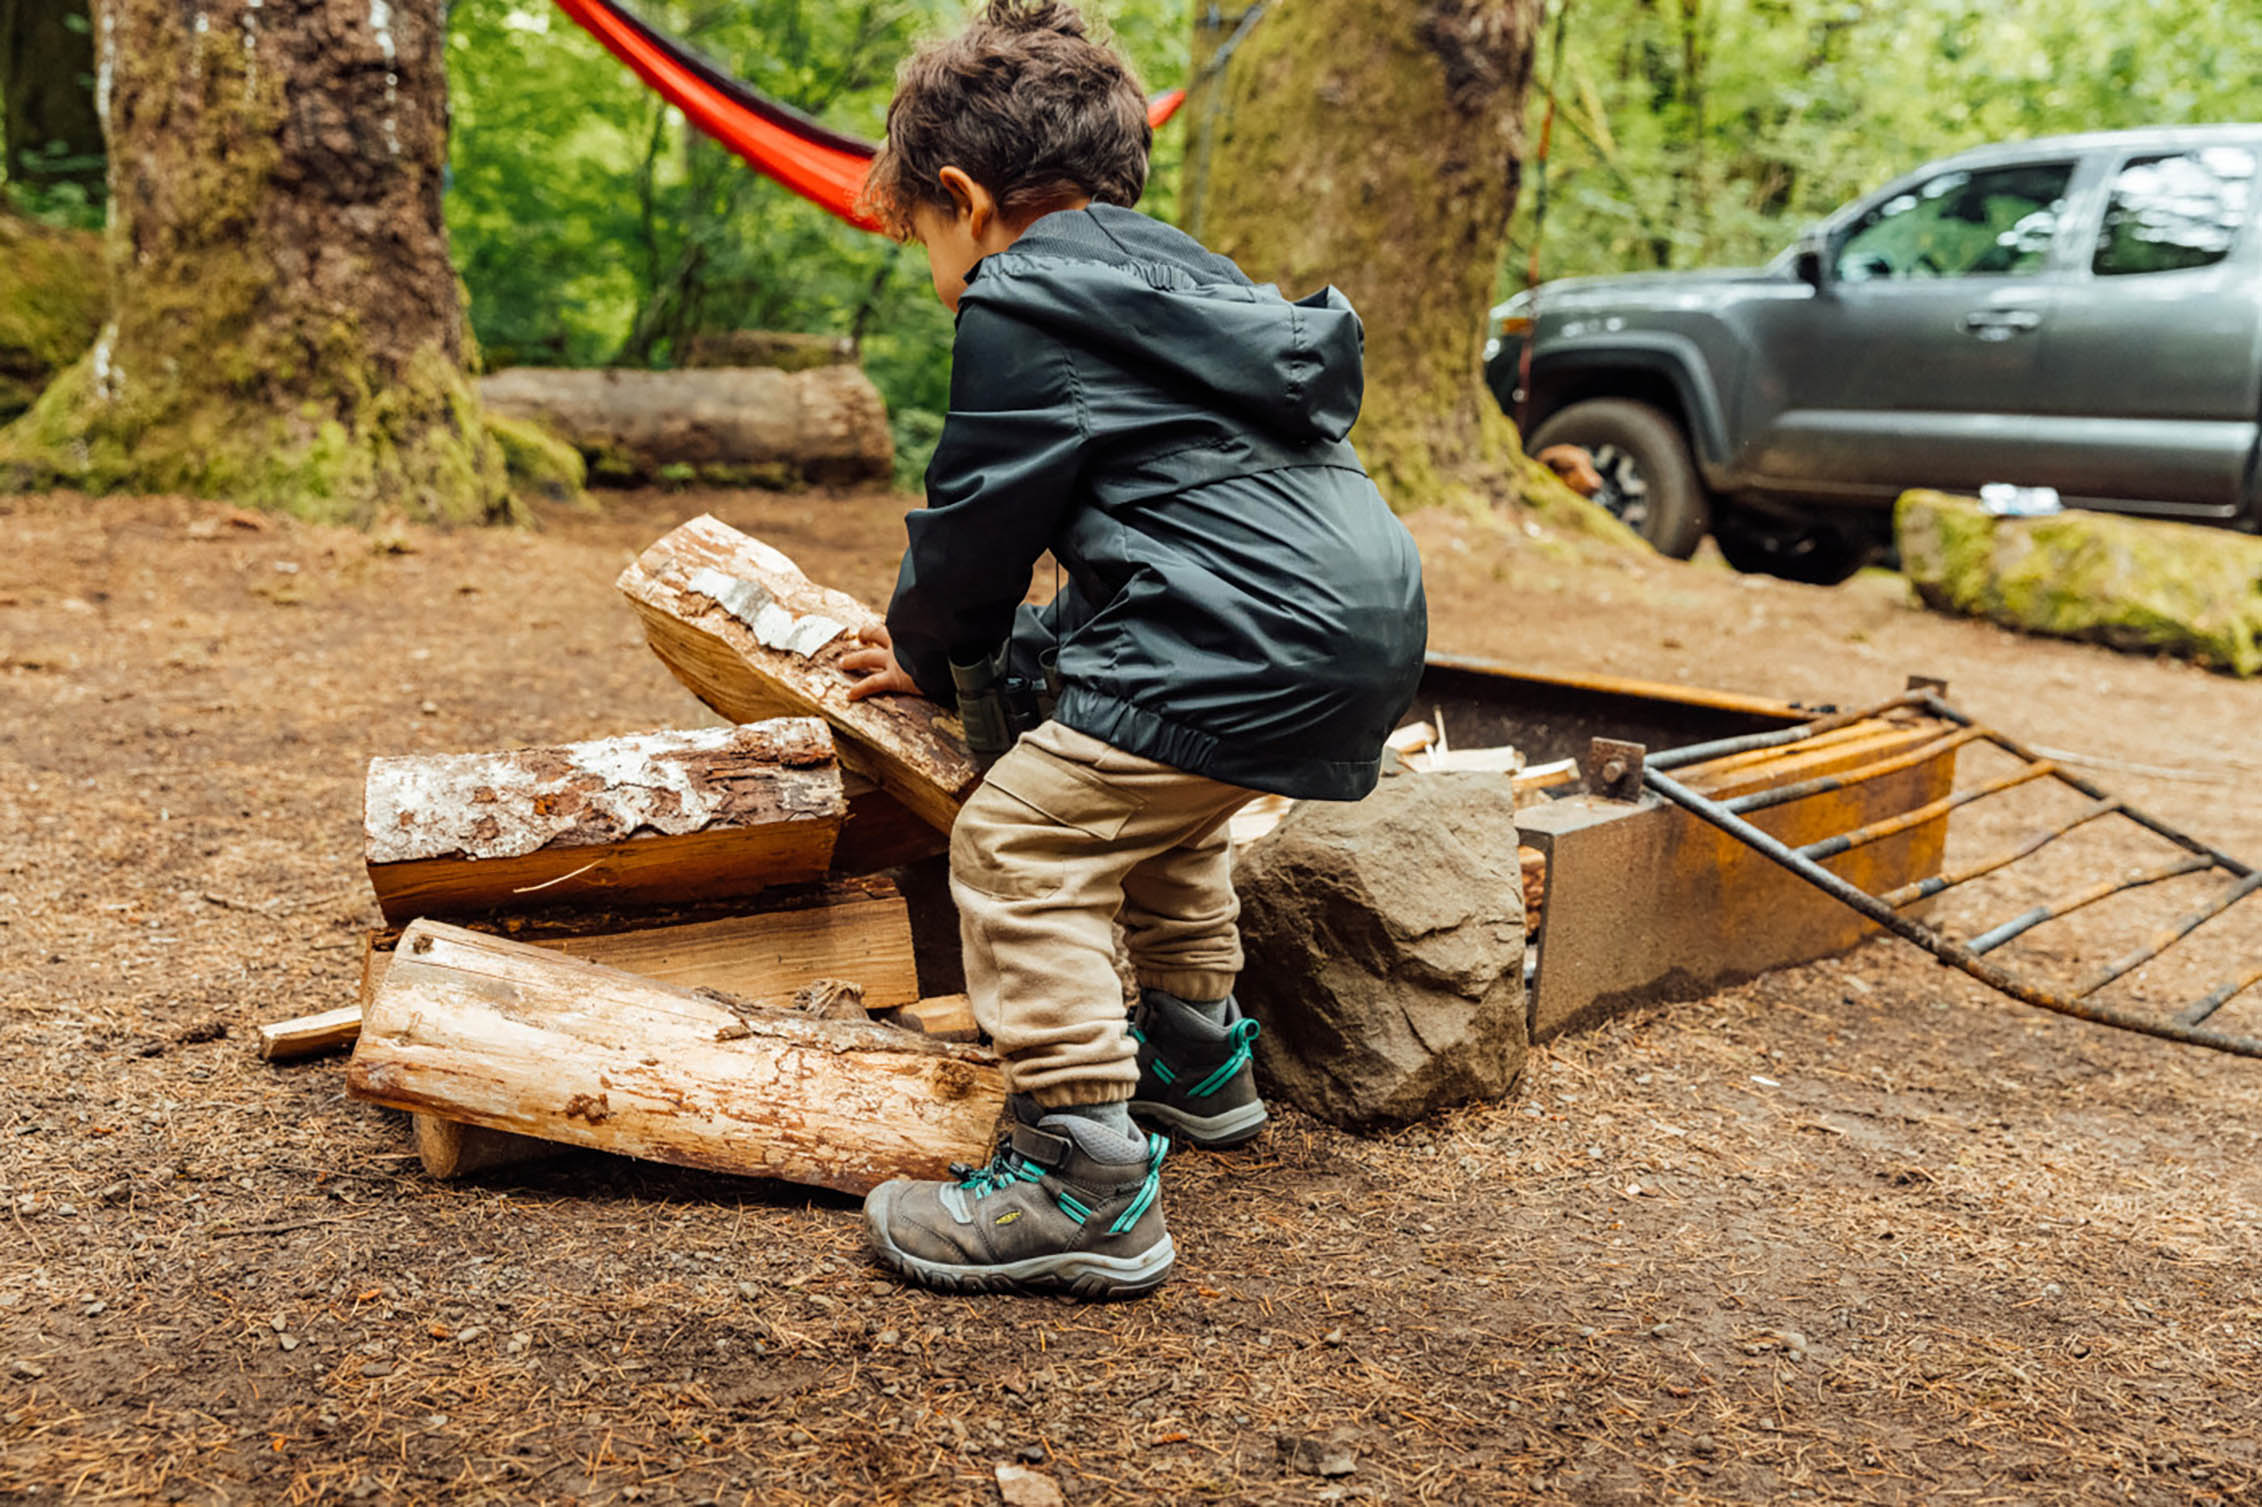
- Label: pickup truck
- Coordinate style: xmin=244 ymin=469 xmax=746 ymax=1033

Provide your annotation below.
xmin=1487 ymin=124 xmax=2262 ymax=582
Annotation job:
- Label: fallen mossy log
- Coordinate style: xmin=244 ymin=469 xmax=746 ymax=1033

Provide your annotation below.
xmin=348 ymin=921 xmax=1006 ymax=1195
xmin=1898 ymin=490 xmax=2262 ymax=676
xmin=475 ymin=365 xmax=891 ymax=485
xmin=618 ymin=516 xmax=981 ymax=833
xmin=362 ymin=719 xmax=845 ymax=924
xmin=680 ymin=331 xmax=855 ymax=372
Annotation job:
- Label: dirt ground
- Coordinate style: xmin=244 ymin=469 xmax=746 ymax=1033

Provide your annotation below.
xmin=4 ymin=485 xmax=2261 ymax=1506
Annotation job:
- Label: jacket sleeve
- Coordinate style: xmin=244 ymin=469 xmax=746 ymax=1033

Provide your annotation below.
xmin=885 ymin=300 xmax=1088 ymax=704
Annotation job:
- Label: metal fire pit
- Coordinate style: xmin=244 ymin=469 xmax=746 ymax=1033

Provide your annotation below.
xmin=1409 ymin=656 xmax=1959 ymax=1041
xmin=1415 ymin=659 xmax=2262 ymax=1057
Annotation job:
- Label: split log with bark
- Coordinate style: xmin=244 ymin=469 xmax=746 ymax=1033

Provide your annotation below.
xmin=618 ymin=516 xmax=981 ymax=833
xmin=362 ymin=720 xmax=845 ymax=924
xmin=476 ymin=366 xmax=891 ymax=485
xmin=349 ymin=921 xmax=1006 ymax=1195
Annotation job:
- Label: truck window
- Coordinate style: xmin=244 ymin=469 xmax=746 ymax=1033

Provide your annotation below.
xmin=1834 ymin=162 xmax=2074 ymax=282
xmin=2092 ymin=147 xmax=2256 ymax=277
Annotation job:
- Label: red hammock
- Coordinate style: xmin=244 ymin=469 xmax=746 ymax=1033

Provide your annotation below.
xmin=551 ymin=0 xmax=1188 ymax=234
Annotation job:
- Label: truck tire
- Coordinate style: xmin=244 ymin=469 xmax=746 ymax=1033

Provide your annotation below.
xmin=1528 ymin=399 xmax=1710 ymax=559
xmin=1711 ymin=504 xmax=1877 ymax=587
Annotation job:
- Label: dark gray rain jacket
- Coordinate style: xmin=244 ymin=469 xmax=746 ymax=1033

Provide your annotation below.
xmin=884 ymin=204 xmax=1427 ymax=802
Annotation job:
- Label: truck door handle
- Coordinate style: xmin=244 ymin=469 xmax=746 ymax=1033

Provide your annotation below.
xmin=1959 ymin=308 xmax=2044 ymax=339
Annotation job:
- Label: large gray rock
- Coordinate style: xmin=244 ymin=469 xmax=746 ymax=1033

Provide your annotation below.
xmin=1234 ymin=766 xmax=1527 ymax=1130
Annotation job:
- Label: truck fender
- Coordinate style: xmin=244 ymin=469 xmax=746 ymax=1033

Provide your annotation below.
xmin=1530 ymin=335 xmax=1735 ymax=471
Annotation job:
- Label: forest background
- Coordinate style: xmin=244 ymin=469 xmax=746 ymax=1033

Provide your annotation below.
xmin=8 ymin=0 xmax=2259 ymax=487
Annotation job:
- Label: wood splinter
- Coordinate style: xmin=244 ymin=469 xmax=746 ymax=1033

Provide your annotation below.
xmin=257 ymin=1006 xmax=364 ymax=1062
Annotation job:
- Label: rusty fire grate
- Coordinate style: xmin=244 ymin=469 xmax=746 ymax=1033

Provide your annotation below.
xmin=1633 ymin=679 xmax=2262 ymax=1058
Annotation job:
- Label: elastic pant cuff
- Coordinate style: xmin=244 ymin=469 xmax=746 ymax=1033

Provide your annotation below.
xmin=1136 ymin=969 xmax=1236 ymax=1005
xmin=1023 ymin=1079 xmax=1138 ymax=1110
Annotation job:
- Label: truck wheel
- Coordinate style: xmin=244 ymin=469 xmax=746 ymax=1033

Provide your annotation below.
xmin=1712 ymin=505 xmax=1877 ymax=587
xmin=1527 ymin=399 xmax=1710 ymax=559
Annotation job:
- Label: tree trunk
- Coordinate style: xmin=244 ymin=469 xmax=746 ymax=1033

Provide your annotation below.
xmin=0 ymin=0 xmax=510 ymax=523
xmin=0 ymin=0 xmax=105 ymax=204
xmin=1182 ymin=0 xmax=1586 ymax=520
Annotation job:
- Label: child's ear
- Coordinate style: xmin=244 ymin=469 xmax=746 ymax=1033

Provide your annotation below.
xmin=937 ymin=166 xmax=994 ymax=238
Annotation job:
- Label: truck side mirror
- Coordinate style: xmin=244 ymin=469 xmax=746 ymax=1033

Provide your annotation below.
xmin=1793 ymin=238 xmax=1829 ymax=290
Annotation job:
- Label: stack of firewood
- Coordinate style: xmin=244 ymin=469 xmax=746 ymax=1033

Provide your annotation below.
xmin=263 ymin=513 xmax=1564 ymax=1193
xmin=258 ymin=516 xmax=1010 ymax=1196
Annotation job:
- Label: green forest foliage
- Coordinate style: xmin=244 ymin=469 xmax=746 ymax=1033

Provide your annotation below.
xmin=443 ymin=0 xmax=1185 ymax=483
xmin=11 ymin=0 xmax=2256 ymax=480
xmin=1509 ymin=0 xmax=2262 ymax=286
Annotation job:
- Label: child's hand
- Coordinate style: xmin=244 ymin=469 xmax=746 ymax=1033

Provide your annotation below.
xmin=841 ymin=623 xmax=923 ymax=702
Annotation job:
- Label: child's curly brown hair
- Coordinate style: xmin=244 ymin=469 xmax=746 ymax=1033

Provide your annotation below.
xmin=863 ymin=1 xmax=1151 ymax=241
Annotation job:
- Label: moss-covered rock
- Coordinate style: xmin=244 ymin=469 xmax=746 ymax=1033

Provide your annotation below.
xmin=484 ymin=412 xmax=587 ymax=505
xmin=0 ymin=215 xmax=104 ymax=423
xmin=1897 ymin=490 xmax=2262 ymax=676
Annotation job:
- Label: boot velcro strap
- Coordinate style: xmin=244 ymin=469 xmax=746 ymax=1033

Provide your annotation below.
xmin=1008 ymin=1123 xmax=1075 ymax=1169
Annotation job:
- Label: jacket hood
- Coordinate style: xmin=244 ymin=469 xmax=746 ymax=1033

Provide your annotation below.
xmin=961 ymin=205 xmax=1366 ymax=446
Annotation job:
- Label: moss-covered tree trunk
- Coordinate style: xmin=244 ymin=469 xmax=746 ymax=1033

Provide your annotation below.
xmin=1183 ymin=0 xmax=1580 ymax=519
xmin=0 ymin=0 xmax=510 ymax=522
xmin=0 ymin=0 xmax=105 ymax=202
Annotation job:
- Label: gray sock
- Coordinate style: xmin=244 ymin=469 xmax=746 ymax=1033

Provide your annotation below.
xmin=1152 ymin=988 xmax=1233 ymax=1027
xmin=1043 ymin=1098 xmax=1140 ymax=1142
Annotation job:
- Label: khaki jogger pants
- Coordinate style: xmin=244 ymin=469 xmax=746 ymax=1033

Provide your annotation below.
xmin=950 ymin=721 xmax=1257 ymax=1107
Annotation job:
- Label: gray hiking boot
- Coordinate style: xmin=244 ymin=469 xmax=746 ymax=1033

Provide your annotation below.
xmin=863 ymin=1099 xmax=1173 ymax=1299
xmin=1129 ymin=990 xmax=1269 ymax=1150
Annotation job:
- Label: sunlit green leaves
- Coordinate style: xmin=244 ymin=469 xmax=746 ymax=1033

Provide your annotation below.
xmin=1508 ymin=0 xmax=2262 ymax=287
xmin=444 ymin=0 xmax=1192 ymax=481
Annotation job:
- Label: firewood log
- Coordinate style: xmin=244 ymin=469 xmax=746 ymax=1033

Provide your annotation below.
xmin=617 ymin=516 xmax=980 ymax=833
xmin=356 ymin=878 xmax=920 ymax=1016
xmin=363 ymin=719 xmax=844 ymax=924
xmin=349 ymin=921 xmax=1006 ymax=1196
xmin=256 ymin=1006 xmax=363 ymax=1062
